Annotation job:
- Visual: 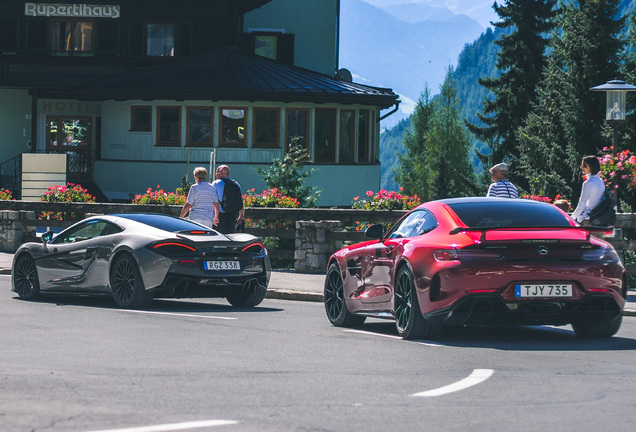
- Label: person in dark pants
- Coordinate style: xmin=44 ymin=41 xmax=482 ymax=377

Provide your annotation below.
xmin=212 ymin=164 xmax=245 ymax=234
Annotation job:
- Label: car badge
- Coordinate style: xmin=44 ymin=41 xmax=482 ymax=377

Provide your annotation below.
xmin=537 ymin=246 xmax=549 ymax=256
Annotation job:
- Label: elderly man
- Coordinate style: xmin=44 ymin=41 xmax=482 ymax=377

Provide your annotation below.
xmin=487 ymin=163 xmax=518 ymax=198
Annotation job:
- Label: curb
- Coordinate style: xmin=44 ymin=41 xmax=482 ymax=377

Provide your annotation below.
xmin=265 ymin=289 xmax=323 ymax=302
xmin=0 ymin=268 xmax=10 ymax=275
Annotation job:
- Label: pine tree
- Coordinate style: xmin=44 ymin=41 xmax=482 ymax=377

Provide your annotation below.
xmin=468 ymin=0 xmax=557 ymax=190
xmin=517 ymin=0 xmax=626 ymax=198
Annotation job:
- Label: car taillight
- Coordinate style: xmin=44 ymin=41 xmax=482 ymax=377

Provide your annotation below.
xmin=581 ymin=247 xmax=620 ymax=263
xmin=242 ymin=242 xmax=266 ymax=254
xmin=434 ymin=249 xmax=503 ymax=261
xmin=152 ymin=242 xmax=197 ymax=255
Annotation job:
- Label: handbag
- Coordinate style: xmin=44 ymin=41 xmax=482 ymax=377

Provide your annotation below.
xmin=587 ymin=189 xmax=616 ymax=226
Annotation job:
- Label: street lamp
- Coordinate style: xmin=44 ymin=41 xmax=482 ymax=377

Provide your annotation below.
xmin=590 ymin=79 xmax=636 ymax=155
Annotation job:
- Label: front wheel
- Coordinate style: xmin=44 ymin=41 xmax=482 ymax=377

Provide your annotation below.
xmin=110 ymin=254 xmax=153 ymax=309
xmin=394 ymin=266 xmax=442 ymax=340
xmin=12 ymin=255 xmax=40 ymax=300
xmin=572 ymin=315 xmax=622 ymax=338
xmin=324 ymin=263 xmax=366 ymax=327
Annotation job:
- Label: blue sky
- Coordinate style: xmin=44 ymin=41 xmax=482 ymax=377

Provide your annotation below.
xmin=363 ymin=0 xmax=499 ymax=28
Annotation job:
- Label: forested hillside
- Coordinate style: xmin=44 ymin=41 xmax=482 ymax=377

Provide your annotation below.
xmin=380 ymin=0 xmax=636 ymax=192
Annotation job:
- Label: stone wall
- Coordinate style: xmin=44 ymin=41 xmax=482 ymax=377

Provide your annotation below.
xmin=0 ymin=211 xmax=37 ymax=252
xmin=295 ymin=220 xmax=343 ymax=273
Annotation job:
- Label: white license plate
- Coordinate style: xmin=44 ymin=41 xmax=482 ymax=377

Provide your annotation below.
xmin=515 ymin=284 xmax=573 ymax=298
xmin=204 ymin=261 xmax=240 ymax=271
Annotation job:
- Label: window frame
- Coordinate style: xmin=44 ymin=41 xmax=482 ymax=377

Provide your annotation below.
xmin=338 ymin=109 xmax=356 ymax=163
xmin=285 ymin=108 xmax=309 ymax=153
xmin=253 ymin=107 xmax=281 ymax=148
xmin=130 ymin=106 xmax=152 ymax=132
xmin=156 ymin=106 xmax=181 ymax=147
xmin=185 ymin=106 xmax=213 ymax=147
xmin=50 ymin=18 xmax=96 ymax=56
xmin=219 ymin=107 xmax=247 ymax=148
xmin=314 ymin=108 xmax=337 ymax=163
xmin=145 ymin=21 xmax=176 ymax=57
xmin=357 ymin=109 xmax=370 ymax=163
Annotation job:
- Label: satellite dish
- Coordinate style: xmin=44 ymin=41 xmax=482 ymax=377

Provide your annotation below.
xmin=336 ymin=68 xmax=352 ymax=82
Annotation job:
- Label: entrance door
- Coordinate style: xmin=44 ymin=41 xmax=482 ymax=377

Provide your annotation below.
xmin=46 ymin=116 xmax=92 ymax=178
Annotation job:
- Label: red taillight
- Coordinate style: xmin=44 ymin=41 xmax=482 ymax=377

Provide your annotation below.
xmin=467 ymin=289 xmax=497 ymax=293
xmin=589 ymin=288 xmax=612 ymax=293
xmin=242 ymin=242 xmax=266 ymax=254
xmin=152 ymin=242 xmax=197 ymax=254
xmin=434 ymin=249 xmax=502 ymax=261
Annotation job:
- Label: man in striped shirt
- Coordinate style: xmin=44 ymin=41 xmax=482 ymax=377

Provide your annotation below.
xmin=486 ymin=163 xmax=518 ymax=198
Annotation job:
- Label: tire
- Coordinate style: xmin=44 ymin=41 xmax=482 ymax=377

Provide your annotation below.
xmin=394 ymin=266 xmax=442 ymax=340
xmin=227 ymin=279 xmax=267 ymax=307
xmin=324 ymin=263 xmax=366 ymax=327
xmin=12 ymin=254 xmax=40 ymax=300
xmin=110 ymin=254 xmax=153 ymax=309
xmin=572 ymin=314 xmax=622 ymax=338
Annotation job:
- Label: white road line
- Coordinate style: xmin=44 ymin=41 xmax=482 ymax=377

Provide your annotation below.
xmin=342 ymin=329 xmax=442 ymax=347
xmin=412 ymin=369 xmax=494 ymax=397
xmin=85 ymin=419 xmax=238 ymax=432
xmin=118 ymin=310 xmax=237 ymax=320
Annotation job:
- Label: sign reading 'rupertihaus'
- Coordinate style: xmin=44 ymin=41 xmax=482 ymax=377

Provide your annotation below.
xmin=24 ymin=3 xmax=120 ymax=19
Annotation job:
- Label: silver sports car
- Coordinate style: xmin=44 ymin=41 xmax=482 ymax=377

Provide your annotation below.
xmin=11 ymin=213 xmax=270 ymax=308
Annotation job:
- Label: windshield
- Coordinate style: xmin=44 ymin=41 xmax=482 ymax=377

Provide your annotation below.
xmin=111 ymin=213 xmax=213 ymax=232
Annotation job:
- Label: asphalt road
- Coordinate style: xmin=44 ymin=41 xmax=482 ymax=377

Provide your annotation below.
xmin=2 ymin=274 xmax=636 ymax=432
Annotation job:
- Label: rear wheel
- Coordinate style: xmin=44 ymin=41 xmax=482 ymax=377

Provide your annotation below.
xmin=12 ymin=255 xmax=40 ymax=300
xmin=394 ymin=266 xmax=442 ymax=340
xmin=227 ymin=279 xmax=267 ymax=307
xmin=572 ymin=315 xmax=622 ymax=338
xmin=324 ymin=263 xmax=366 ymax=327
xmin=110 ymin=254 xmax=153 ymax=309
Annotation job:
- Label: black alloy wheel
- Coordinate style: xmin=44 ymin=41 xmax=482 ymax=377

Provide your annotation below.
xmin=394 ymin=266 xmax=442 ymax=340
xmin=110 ymin=254 xmax=152 ymax=309
xmin=227 ymin=278 xmax=267 ymax=307
xmin=324 ymin=263 xmax=365 ymax=327
xmin=12 ymin=255 xmax=40 ymax=300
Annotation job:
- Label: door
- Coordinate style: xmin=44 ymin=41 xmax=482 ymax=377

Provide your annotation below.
xmin=46 ymin=116 xmax=92 ymax=178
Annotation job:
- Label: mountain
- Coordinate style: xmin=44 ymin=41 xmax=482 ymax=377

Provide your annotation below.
xmin=339 ymin=0 xmax=486 ymax=129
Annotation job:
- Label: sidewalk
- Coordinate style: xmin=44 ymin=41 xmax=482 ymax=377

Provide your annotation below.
xmin=1 ymin=251 xmax=634 ymax=315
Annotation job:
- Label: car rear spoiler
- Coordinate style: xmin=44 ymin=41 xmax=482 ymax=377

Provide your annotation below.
xmin=449 ymin=225 xmax=614 ymax=241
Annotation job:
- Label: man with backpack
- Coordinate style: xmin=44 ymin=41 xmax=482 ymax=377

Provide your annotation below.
xmin=212 ymin=164 xmax=245 ymax=234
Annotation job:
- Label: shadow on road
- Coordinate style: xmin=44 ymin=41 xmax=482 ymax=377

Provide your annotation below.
xmin=354 ymin=320 xmax=636 ymax=351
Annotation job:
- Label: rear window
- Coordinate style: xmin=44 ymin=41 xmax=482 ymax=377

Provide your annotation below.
xmin=447 ymin=201 xmax=571 ymax=228
xmin=112 ymin=213 xmax=211 ymax=232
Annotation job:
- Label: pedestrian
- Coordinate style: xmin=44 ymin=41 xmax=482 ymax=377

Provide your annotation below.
xmin=179 ymin=167 xmax=219 ymax=228
xmin=486 ymin=163 xmax=518 ymax=198
xmin=571 ymin=155 xmax=605 ymax=226
xmin=212 ymin=164 xmax=245 ymax=234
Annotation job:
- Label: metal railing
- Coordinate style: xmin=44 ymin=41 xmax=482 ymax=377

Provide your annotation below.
xmin=0 ymin=154 xmax=22 ymax=199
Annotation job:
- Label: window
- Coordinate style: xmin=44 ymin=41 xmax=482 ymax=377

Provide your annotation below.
xmin=51 ymin=19 xmax=95 ymax=55
xmin=220 ymin=108 xmax=246 ymax=147
xmin=156 ymin=107 xmax=181 ymax=146
xmin=131 ymin=106 xmax=152 ymax=131
xmin=52 ymin=220 xmax=122 ymax=244
xmin=186 ymin=107 xmax=213 ymax=146
xmin=285 ymin=108 xmax=309 ymax=152
xmin=254 ymin=108 xmax=280 ymax=148
xmin=241 ymin=31 xmax=295 ymax=65
xmin=358 ymin=110 xmax=370 ymax=163
xmin=146 ymin=22 xmax=175 ymax=56
xmin=98 ymin=20 xmax=119 ymax=56
xmin=0 ymin=18 xmax=19 ymax=52
xmin=339 ymin=110 xmax=355 ymax=162
xmin=387 ymin=210 xmax=438 ymax=239
xmin=314 ymin=109 xmax=336 ymax=163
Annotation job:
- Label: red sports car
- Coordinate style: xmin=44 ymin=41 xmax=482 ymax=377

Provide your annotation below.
xmin=324 ymin=197 xmax=626 ymax=339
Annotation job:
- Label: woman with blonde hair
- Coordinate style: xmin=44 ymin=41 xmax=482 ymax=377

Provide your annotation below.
xmin=179 ymin=167 xmax=219 ymax=228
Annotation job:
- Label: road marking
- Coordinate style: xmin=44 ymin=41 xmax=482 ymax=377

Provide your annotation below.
xmin=342 ymin=329 xmax=442 ymax=347
xmin=118 ymin=310 xmax=237 ymax=320
xmin=412 ymin=369 xmax=494 ymax=397
xmin=85 ymin=419 xmax=238 ymax=432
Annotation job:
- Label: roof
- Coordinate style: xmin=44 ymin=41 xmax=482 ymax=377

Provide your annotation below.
xmin=39 ymin=48 xmax=400 ymax=108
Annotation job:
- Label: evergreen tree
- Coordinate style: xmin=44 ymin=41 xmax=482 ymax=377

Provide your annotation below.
xmin=467 ymin=0 xmax=557 ymax=190
xmin=517 ymin=0 xmax=626 ymax=198
xmin=620 ymin=13 xmax=636 ymax=149
xmin=395 ymin=68 xmax=476 ymax=200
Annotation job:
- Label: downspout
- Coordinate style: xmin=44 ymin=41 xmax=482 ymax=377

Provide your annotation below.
xmin=378 ymin=100 xmax=400 ymax=121
xmin=335 ymin=0 xmax=340 ymax=72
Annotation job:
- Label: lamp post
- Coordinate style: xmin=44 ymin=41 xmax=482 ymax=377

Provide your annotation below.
xmin=590 ymin=79 xmax=636 ymax=210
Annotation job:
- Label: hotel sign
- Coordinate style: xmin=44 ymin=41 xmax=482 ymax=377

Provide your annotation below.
xmin=25 ymin=3 xmax=120 ymax=19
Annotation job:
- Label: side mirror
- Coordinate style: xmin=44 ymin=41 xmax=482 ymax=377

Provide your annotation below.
xmin=365 ymin=224 xmax=384 ymax=239
xmin=41 ymin=231 xmax=53 ymax=244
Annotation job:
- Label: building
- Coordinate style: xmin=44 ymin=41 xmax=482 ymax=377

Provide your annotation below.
xmin=0 ymin=0 xmax=399 ymax=206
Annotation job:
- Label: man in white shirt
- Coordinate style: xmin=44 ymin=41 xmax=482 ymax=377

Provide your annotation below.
xmin=571 ymin=156 xmax=605 ymax=225
xmin=487 ymin=163 xmax=519 ymax=198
